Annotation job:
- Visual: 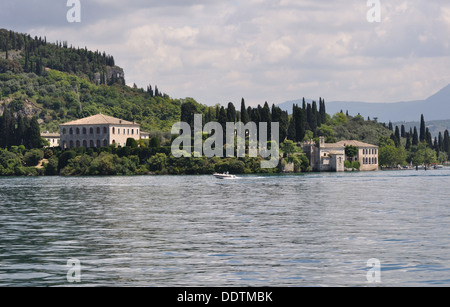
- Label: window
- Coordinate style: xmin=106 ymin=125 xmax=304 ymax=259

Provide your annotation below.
xmin=83 ymin=128 xmax=87 ymax=135
xmin=127 ymin=129 xmax=130 ymax=135
xmin=76 ymin=140 xmax=80 ymax=147
xmin=132 ymin=129 xmax=134 ymax=135
xmin=118 ymin=129 xmax=120 ymax=135
xmin=103 ymin=140 xmax=108 ymax=147
xmin=69 ymin=141 xmax=74 ymax=148
xmin=103 ymin=127 xmax=107 ymax=134
xmin=69 ymin=128 xmax=73 ymax=135
xmin=90 ymin=140 xmax=94 ymax=148
xmin=97 ymin=140 xmax=101 ymax=148
xmin=112 ymin=127 xmax=115 ymax=134
xmin=97 ymin=127 xmax=101 ymax=134
xmin=63 ymin=128 xmax=66 ymax=135
xmin=76 ymin=128 xmax=80 ymax=135
xmin=83 ymin=140 xmax=87 ymax=147
xmin=90 ymin=128 xmax=94 ymax=134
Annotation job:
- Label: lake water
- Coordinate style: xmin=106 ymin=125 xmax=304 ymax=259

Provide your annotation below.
xmin=0 ymin=169 xmax=449 ymax=287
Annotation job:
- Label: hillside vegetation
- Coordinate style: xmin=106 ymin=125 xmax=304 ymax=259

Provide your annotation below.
xmin=0 ymin=28 xmax=187 ymax=133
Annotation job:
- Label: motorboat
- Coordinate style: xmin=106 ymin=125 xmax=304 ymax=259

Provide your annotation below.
xmin=213 ymin=173 xmax=236 ymax=179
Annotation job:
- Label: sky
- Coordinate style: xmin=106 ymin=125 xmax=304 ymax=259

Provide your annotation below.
xmin=1 ymin=0 xmax=450 ymax=107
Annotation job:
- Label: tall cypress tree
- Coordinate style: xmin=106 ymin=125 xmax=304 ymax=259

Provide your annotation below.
xmin=420 ymin=114 xmax=426 ymax=143
xmin=412 ymin=126 xmax=419 ymax=146
xmin=293 ymin=105 xmax=305 ymax=142
xmin=28 ymin=116 xmax=42 ymax=149
xmin=240 ymin=98 xmax=249 ymax=124
xmin=394 ymin=126 xmax=401 ymax=147
xmin=444 ymin=130 xmax=450 ymax=155
xmin=401 ymin=125 xmax=406 ymax=138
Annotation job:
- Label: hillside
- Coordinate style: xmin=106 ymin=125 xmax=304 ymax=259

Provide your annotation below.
xmin=0 ymin=29 xmax=193 ymax=133
xmin=278 ymin=84 xmax=450 ymax=123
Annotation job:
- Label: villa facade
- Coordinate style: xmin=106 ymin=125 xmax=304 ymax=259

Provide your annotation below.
xmin=59 ymin=113 xmax=141 ymax=149
xmin=303 ymin=137 xmax=379 ymax=172
xmin=41 ymin=132 xmax=60 ymax=148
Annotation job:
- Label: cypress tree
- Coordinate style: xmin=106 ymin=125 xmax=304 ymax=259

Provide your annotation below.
xmin=28 ymin=116 xmax=42 ymax=149
xmin=394 ymin=126 xmax=401 ymax=147
xmin=293 ymin=105 xmax=305 ymax=142
xmin=420 ymin=114 xmax=426 ymax=142
xmin=444 ymin=130 xmax=450 ymax=155
xmin=412 ymin=127 xmax=419 ymax=146
xmin=227 ymin=102 xmax=236 ymax=123
xmin=240 ymin=98 xmax=249 ymax=124
xmin=405 ymin=134 xmax=411 ymax=150
xmin=401 ymin=125 xmax=406 ymax=138
xmin=287 ymin=116 xmax=296 ymax=141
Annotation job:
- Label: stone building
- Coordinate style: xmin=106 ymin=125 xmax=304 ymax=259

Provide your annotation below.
xmin=303 ymin=137 xmax=379 ymax=172
xmin=41 ymin=132 xmax=60 ymax=148
xmin=60 ymin=113 xmax=141 ymax=149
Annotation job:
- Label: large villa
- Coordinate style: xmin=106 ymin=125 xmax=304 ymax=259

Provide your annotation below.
xmin=303 ymin=136 xmax=379 ymax=172
xmin=40 ymin=113 xmax=147 ymax=149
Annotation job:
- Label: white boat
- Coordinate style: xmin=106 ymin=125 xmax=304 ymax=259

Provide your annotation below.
xmin=214 ymin=173 xmax=236 ymax=179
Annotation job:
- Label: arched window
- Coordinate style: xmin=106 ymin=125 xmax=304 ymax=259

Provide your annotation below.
xmin=90 ymin=127 xmax=94 ymax=134
xmin=97 ymin=140 xmax=101 ymax=148
xmin=97 ymin=127 xmax=101 ymax=134
xmin=103 ymin=127 xmax=107 ymax=134
xmin=112 ymin=127 xmax=115 ymax=134
xmin=76 ymin=140 xmax=80 ymax=147
xmin=76 ymin=128 xmax=80 ymax=135
xmin=83 ymin=127 xmax=87 ymax=135
xmin=90 ymin=140 xmax=94 ymax=148
xmin=63 ymin=128 xmax=67 ymax=135
xmin=131 ymin=129 xmax=134 ymax=135
xmin=69 ymin=141 xmax=74 ymax=148
xmin=83 ymin=140 xmax=87 ymax=148
xmin=69 ymin=128 xmax=73 ymax=135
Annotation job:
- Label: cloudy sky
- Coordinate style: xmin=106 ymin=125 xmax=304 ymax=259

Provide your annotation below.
xmin=1 ymin=0 xmax=450 ymax=107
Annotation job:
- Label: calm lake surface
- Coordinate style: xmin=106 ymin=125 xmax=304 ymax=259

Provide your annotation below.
xmin=1 ymin=169 xmax=449 ymax=287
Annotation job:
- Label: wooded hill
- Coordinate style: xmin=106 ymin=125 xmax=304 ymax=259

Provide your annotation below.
xmin=0 ymin=29 xmax=185 ymax=133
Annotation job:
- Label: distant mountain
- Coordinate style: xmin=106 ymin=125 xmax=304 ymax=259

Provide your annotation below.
xmin=278 ymin=84 xmax=450 ymax=123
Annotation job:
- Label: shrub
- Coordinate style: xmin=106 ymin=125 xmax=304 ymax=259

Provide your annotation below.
xmin=24 ymin=149 xmax=44 ymax=167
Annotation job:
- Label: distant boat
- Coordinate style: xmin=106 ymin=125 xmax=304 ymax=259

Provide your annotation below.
xmin=214 ymin=173 xmax=236 ymax=179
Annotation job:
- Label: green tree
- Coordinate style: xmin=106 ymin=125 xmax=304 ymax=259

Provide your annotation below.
xmin=420 ymin=114 xmax=426 ymax=143
xmin=345 ymin=145 xmax=359 ymax=161
xmin=240 ymin=98 xmax=249 ymax=124
xmin=126 ymin=138 xmax=138 ymax=148
xmin=379 ymin=144 xmax=407 ymax=167
xmin=147 ymin=153 xmax=167 ymax=172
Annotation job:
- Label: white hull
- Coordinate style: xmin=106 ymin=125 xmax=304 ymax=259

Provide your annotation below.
xmin=214 ymin=173 xmax=236 ymax=179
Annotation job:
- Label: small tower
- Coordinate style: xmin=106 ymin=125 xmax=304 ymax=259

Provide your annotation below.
xmin=319 ymin=136 xmax=325 ymax=148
